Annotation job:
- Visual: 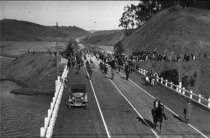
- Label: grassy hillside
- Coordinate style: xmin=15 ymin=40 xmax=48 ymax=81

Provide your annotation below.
xmin=0 ymin=19 xmax=89 ymax=41
xmin=82 ymin=30 xmax=124 ymax=46
xmin=122 ymin=6 xmax=210 ymax=98
xmin=122 ymin=6 xmax=210 ymax=55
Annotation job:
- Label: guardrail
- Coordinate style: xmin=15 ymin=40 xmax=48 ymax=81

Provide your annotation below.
xmin=137 ymin=68 xmax=210 ymax=109
xmin=40 ymin=65 xmax=68 ymax=138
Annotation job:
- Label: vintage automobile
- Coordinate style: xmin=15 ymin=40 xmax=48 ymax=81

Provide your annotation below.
xmin=67 ymin=83 xmax=88 ymax=109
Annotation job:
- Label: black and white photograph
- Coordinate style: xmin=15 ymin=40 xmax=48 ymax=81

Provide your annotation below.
xmin=0 ymin=0 xmax=210 ymax=137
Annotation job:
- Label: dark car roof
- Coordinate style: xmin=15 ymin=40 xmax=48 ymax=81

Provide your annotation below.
xmin=71 ymin=83 xmax=86 ymax=90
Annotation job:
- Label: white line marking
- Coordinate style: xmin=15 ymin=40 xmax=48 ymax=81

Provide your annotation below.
xmin=119 ymin=72 xmax=208 ymax=138
xmin=106 ymin=75 xmax=159 ymax=138
xmin=85 ymin=67 xmax=111 ymax=138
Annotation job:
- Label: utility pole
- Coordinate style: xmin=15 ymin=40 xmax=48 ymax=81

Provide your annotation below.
xmin=179 ymin=27 xmax=184 ymax=89
xmin=56 ymin=22 xmax=58 ymax=79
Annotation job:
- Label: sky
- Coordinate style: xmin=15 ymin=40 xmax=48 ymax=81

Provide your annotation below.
xmin=0 ymin=1 xmax=139 ymax=30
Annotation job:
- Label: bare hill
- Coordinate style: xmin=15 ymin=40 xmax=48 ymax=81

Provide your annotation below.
xmin=0 ymin=19 xmax=89 ymax=41
xmin=51 ymin=25 xmax=90 ymax=40
xmin=122 ymin=6 xmax=210 ymax=55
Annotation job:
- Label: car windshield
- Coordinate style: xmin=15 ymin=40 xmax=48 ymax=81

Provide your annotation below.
xmin=72 ymin=93 xmax=84 ymax=97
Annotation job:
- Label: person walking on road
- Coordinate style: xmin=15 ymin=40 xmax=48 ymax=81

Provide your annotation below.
xmin=124 ymin=62 xmax=130 ymax=80
xmin=184 ymin=100 xmax=192 ymax=124
xmin=153 ymin=97 xmax=161 ymax=111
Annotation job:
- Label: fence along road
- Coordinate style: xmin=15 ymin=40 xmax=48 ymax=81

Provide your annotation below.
xmin=118 ymin=70 xmax=210 ymax=138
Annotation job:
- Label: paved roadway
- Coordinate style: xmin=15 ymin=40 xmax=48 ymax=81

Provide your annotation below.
xmin=53 ymin=55 xmax=210 ymax=138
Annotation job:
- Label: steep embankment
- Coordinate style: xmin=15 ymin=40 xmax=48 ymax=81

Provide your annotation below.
xmin=0 ymin=19 xmax=90 ymax=41
xmin=122 ymin=6 xmax=210 ymax=55
xmin=123 ymin=6 xmax=210 ymax=97
xmin=82 ymin=30 xmax=124 ymax=46
xmin=1 ymin=53 xmax=64 ymax=95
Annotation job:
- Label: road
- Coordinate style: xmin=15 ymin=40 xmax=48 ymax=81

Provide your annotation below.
xmin=53 ymin=54 xmax=210 ymax=138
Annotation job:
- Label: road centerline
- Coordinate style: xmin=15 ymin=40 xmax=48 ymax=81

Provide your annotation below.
xmin=105 ymin=74 xmax=159 ymax=138
xmin=85 ymin=66 xmax=111 ymax=138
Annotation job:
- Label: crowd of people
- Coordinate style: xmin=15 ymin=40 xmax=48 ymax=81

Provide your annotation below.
xmin=132 ymin=50 xmax=209 ymax=62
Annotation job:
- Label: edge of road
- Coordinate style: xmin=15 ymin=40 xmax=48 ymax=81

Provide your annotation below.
xmin=119 ymin=72 xmax=208 ymax=138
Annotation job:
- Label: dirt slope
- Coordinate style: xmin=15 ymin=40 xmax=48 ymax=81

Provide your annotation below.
xmin=2 ymin=53 xmax=64 ymax=95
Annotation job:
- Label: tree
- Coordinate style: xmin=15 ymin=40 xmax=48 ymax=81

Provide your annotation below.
xmin=119 ymin=5 xmax=136 ymax=36
xmin=65 ymin=40 xmax=74 ymax=58
xmin=119 ymin=0 xmax=190 ymax=35
xmin=114 ymin=41 xmax=124 ymax=57
xmin=119 ymin=0 xmax=162 ymax=35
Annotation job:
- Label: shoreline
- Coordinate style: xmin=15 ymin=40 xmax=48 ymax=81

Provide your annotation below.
xmin=0 ymin=54 xmax=17 ymax=59
xmin=0 ymin=79 xmax=54 ymax=96
xmin=10 ymin=88 xmax=54 ymax=95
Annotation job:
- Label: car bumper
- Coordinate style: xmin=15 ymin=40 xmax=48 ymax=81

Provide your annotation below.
xmin=69 ymin=102 xmax=88 ymax=107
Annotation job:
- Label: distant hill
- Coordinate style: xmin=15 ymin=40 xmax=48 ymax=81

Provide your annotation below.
xmin=122 ymin=6 xmax=210 ymax=55
xmin=0 ymin=19 xmax=90 ymax=41
xmin=90 ymin=30 xmax=123 ymax=36
xmin=82 ymin=30 xmax=124 ymax=46
xmin=51 ymin=25 xmax=90 ymax=40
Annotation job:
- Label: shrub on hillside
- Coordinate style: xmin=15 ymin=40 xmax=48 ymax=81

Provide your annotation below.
xmin=189 ymin=75 xmax=195 ymax=87
xmin=182 ymin=75 xmax=189 ymax=88
xmin=160 ymin=69 xmax=179 ymax=85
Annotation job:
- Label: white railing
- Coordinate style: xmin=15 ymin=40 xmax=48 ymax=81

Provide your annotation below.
xmin=137 ymin=68 xmax=210 ymax=109
xmin=40 ymin=65 xmax=69 ymax=138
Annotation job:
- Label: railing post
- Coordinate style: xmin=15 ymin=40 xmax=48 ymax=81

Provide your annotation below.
xmin=182 ymin=87 xmax=185 ymax=95
xmin=161 ymin=77 xmax=163 ymax=84
xmin=190 ymin=90 xmax=193 ymax=99
xmin=40 ymin=127 xmax=45 ymax=137
xmin=179 ymin=83 xmax=182 ymax=93
xmin=48 ymin=109 xmax=51 ymax=118
xmin=176 ymin=85 xmax=179 ymax=93
xmin=170 ymin=82 xmax=173 ymax=89
xmin=165 ymin=79 xmax=168 ymax=86
xmin=208 ymin=98 xmax=210 ymax=108
xmin=198 ymin=94 xmax=201 ymax=103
